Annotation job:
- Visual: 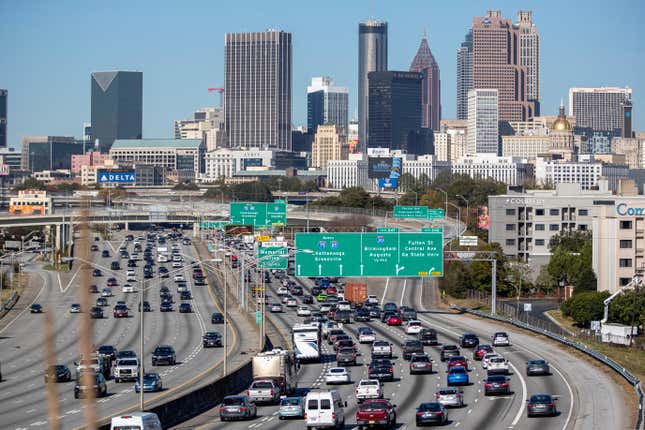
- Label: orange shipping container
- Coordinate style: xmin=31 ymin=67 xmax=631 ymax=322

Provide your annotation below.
xmin=345 ymin=282 xmax=367 ymax=303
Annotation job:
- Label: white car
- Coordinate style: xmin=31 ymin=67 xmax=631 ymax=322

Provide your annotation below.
xmin=325 ymin=367 xmax=350 ymax=385
xmin=270 ymin=303 xmax=283 ymax=313
xmin=172 ymin=261 xmax=182 ymax=268
xmin=371 ymin=340 xmax=393 ymax=358
xmin=481 ymin=353 xmax=500 ymax=369
xmin=492 ymin=332 xmax=510 ymax=346
xmin=405 ymin=320 xmax=423 ymax=334
xmin=337 ymin=301 xmax=351 ymax=311
xmin=358 ymin=328 xmax=376 ymax=344
xmin=366 ymin=295 xmax=379 ymax=305
xmin=355 ymin=379 xmax=382 ymax=402
xmin=177 ymin=284 xmax=188 ymax=293
xmin=127 ymin=274 xmax=137 ymax=282
xmin=322 ymin=322 xmax=340 ymax=337
xmin=101 ymin=288 xmax=112 ymax=297
xmin=486 ymin=356 xmax=509 ymax=375
xmin=297 ymin=306 xmax=312 ymax=317
xmin=286 ymin=298 xmax=298 ymax=307
xmin=277 ymin=286 xmax=289 ymax=296
xmin=122 ymin=284 xmax=135 ymax=293
xmin=174 ymin=274 xmax=185 ymax=282
xmin=320 ymin=304 xmax=331 ymax=313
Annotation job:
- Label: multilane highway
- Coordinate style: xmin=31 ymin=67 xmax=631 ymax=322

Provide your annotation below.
xmin=0 ymin=229 xmax=234 ymax=429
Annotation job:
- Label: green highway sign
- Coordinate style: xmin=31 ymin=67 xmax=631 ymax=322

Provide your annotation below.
xmin=200 ymin=221 xmax=230 ymax=229
xmin=255 ymin=311 xmax=262 ymax=325
xmin=422 ymin=227 xmax=443 ymax=233
xmin=257 ymin=243 xmax=288 ymax=269
xmin=295 ymin=231 xmax=443 ymax=278
xmin=229 ymin=201 xmax=287 ymax=227
xmin=377 ymin=227 xmax=400 ymax=233
xmin=394 ymin=205 xmax=428 ymax=219
xmin=427 ymin=208 xmax=445 ymax=220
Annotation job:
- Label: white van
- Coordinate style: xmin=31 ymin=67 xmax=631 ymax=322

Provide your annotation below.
xmin=304 ymin=390 xmax=346 ymax=429
xmin=111 ymin=412 xmax=161 ymax=430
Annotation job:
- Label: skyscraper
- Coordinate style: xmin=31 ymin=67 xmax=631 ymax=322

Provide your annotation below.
xmin=90 ymin=71 xmax=143 ymax=153
xmin=472 ymin=11 xmax=536 ymax=122
xmin=307 ymin=77 xmax=349 ymax=135
xmin=456 ymin=31 xmax=473 ymax=121
xmin=368 ymin=71 xmax=429 ymax=154
xmin=358 ymin=20 xmax=388 ymax=152
xmin=225 ymin=30 xmax=292 ymax=150
xmin=569 ymin=87 xmax=633 ymax=137
xmin=467 ymin=89 xmax=499 ymax=155
xmin=517 ymin=11 xmax=540 ymax=107
xmin=409 ymin=34 xmax=441 ymax=130
xmin=0 ymin=89 xmax=7 ymax=148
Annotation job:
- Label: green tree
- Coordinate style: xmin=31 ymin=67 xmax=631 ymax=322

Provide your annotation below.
xmin=173 ymin=182 xmax=199 ymax=191
xmin=548 ymin=231 xmax=592 ymax=252
xmin=561 ymin=291 xmax=610 ymax=327
xmin=608 ymin=288 xmax=645 ymax=327
xmin=13 ymin=178 xmax=46 ymax=191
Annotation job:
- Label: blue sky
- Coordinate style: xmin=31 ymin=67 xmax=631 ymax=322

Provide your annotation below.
xmin=1 ymin=0 xmax=643 ymax=149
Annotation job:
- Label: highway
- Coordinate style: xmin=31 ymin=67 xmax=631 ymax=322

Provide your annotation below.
xmin=0 ymin=229 xmax=233 ymax=429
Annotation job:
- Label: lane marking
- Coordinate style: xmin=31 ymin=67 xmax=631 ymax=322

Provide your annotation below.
xmin=380 ymin=278 xmax=390 ymax=305
xmin=399 ymin=279 xmax=407 ymax=307
xmin=0 ymin=271 xmax=47 ymax=335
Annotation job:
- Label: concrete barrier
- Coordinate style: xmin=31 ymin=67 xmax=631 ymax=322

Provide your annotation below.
xmin=0 ymin=292 xmax=19 ymax=319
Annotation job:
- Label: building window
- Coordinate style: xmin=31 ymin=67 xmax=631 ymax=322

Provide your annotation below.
xmin=505 ymin=208 xmax=516 ymax=216
xmin=505 ymin=239 xmax=515 ymax=246
xmin=620 ymin=240 xmax=633 ymax=249
xmin=619 ymin=258 xmax=633 ymax=268
xmin=578 ymin=224 xmax=587 ymax=231
xmin=578 ymin=209 xmax=589 ymax=216
xmin=535 ymin=208 xmax=544 ymax=216
xmin=549 ymin=224 xmax=559 ymax=231
xmin=620 ymin=220 xmax=633 ymax=229
xmin=549 ymin=209 xmax=559 ymax=216
xmin=535 ymin=239 xmax=545 ymax=246
xmin=505 ymin=224 xmax=515 ymax=231
xmin=619 ymin=277 xmax=632 ymax=286
xmin=535 ymin=224 xmax=545 ymax=231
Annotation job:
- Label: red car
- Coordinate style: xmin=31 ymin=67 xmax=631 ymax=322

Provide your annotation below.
xmin=356 ymin=399 xmax=397 ymax=428
xmin=447 ymin=356 xmax=469 ymax=371
xmin=327 ymin=286 xmax=338 ymax=294
xmin=106 ymin=277 xmax=118 ymax=287
xmin=334 ymin=339 xmax=356 ymax=352
xmin=473 ymin=344 xmax=494 ymax=361
xmin=113 ymin=305 xmax=128 ymax=318
xmin=386 ymin=315 xmax=402 ymax=326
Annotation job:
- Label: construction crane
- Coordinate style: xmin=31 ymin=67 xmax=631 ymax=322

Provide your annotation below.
xmin=207 ymin=87 xmax=224 ymax=107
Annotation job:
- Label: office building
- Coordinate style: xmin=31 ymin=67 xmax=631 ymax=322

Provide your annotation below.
xmin=203 ymin=148 xmax=274 ymax=180
xmin=21 ymin=136 xmax=90 ymax=172
xmin=71 ymin=152 xmax=110 ymax=175
xmin=358 ymin=20 xmax=388 ymax=152
xmin=307 ymin=77 xmax=349 ymax=135
xmin=368 ymin=71 xmax=429 ymax=154
xmin=90 ymin=71 xmax=143 ymax=152
xmin=327 ymin=154 xmax=370 ymax=189
xmin=472 ymin=11 xmax=537 ymax=121
xmin=109 ymin=139 xmax=202 ymax=181
xmin=501 ymin=133 xmax=550 ymax=158
xmin=452 ymin=154 xmax=532 ymax=186
xmin=434 ymin=132 xmax=450 ymax=161
xmin=440 ymin=119 xmax=468 ymax=162
xmin=175 ymin=107 xmax=225 ymax=151
xmin=312 ymin=125 xmax=348 ymax=170
xmin=0 ymin=89 xmax=7 ymax=148
xmin=467 ymin=89 xmax=499 ymax=154
xmin=0 ymin=148 xmax=22 ymax=171
xmin=225 ymin=30 xmax=292 ymax=150
xmin=516 ymin=11 xmax=540 ymax=106
xmin=612 ymin=137 xmax=645 ymax=169
xmin=291 ymin=128 xmax=314 ymax=153
xmin=409 ymin=34 xmax=441 ymax=130
xmin=534 ymin=156 xmax=630 ymax=191
xmin=569 ymin=87 xmax=632 ymax=137
xmin=80 ymin=158 xmax=119 ymax=186
xmin=402 ymin=155 xmax=451 ymax=183
xmin=456 ymin=31 xmax=473 ymax=121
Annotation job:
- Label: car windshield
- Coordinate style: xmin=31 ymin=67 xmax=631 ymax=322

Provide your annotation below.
xmin=412 ymin=355 xmax=429 ymax=362
xmin=359 ymin=401 xmax=388 ymax=411
xmin=420 ymin=403 xmax=442 ymax=411
xmin=119 ymin=359 xmax=138 ymax=366
xmin=143 ymin=373 xmax=157 ymax=380
xmin=361 ymin=380 xmax=378 ymax=386
xmin=373 ymin=341 xmax=389 ymax=347
xmin=491 ymin=358 xmax=505 ymax=363
xmin=529 ymin=359 xmax=546 ymax=365
xmin=329 ymin=368 xmax=345 ymax=374
xmin=439 ymin=389 xmax=457 ymax=395
xmin=405 ymin=341 xmax=422 ymax=348
xmin=223 ymin=397 xmax=244 ymax=406
xmin=156 ymin=347 xmax=172 ymax=354
xmin=450 ymin=367 xmax=466 ymax=374
xmin=339 ymin=348 xmax=354 ymax=354
xmin=252 ymin=381 xmax=273 ymax=389
xmin=487 ymin=376 xmax=506 ymax=382
xmin=530 ymin=395 xmax=552 ymax=403
xmin=281 ymin=398 xmax=301 ymax=406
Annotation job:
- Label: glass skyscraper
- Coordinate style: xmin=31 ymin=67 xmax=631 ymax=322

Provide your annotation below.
xmin=307 ymin=77 xmax=348 ymax=135
xmin=0 ymin=89 xmax=7 ymax=148
xmin=90 ymin=71 xmax=143 ymax=153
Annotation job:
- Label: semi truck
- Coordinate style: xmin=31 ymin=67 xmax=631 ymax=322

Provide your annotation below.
xmin=251 ymin=348 xmax=297 ymax=395
xmin=344 ymin=282 xmax=367 ymax=304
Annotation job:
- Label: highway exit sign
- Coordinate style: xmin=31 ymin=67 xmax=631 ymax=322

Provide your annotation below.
xmin=295 ymin=231 xmax=443 ymax=278
xmin=377 ymin=227 xmax=399 ymax=233
xmin=427 ymin=208 xmax=445 ymax=220
xmin=257 ymin=244 xmax=288 ymax=269
xmin=393 ymin=205 xmax=428 ymax=219
xmin=229 ymin=201 xmax=287 ymax=227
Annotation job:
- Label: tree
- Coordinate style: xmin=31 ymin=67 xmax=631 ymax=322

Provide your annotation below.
xmin=173 ymin=182 xmax=199 ymax=191
xmin=608 ymin=289 xmax=645 ymax=327
xmin=13 ymin=178 xmax=46 ymax=191
xmin=548 ymin=231 xmax=592 ymax=252
xmin=561 ymin=291 xmax=610 ymax=327
xmin=547 ymin=234 xmax=596 ymax=294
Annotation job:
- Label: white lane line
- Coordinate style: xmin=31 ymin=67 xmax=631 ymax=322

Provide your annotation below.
xmin=380 ymin=278 xmax=390 ymax=305
xmin=550 ymin=363 xmax=574 ymax=430
xmin=0 ymin=271 xmax=47 ymax=334
xmin=508 ymin=360 xmax=527 ymax=426
xmin=399 ymin=279 xmax=407 ymax=306
xmin=61 ymin=268 xmax=81 ymax=293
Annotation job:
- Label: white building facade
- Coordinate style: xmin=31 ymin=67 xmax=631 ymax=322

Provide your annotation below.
xmin=452 ymin=154 xmax=532 ymax=186
xmin=534 ymin=157 xmax=630 ymax=191
xmin=203 ymin=148 xmax=274 ymax=180
xmin=467 ymin=89 xmax=499 ymax=155
xmin=326 ymin=155 xmax=369 ymax=189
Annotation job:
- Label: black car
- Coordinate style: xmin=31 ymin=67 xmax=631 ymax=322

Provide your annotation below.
xmin=160 ymin=302 xmax=173 ymax=312
xmin=367 ymin=306 xmax=382 ymax=319
xmin=194 ymin=277 xmax=207 ymax=286
xmin=159 ymin=267 xmax=169 ymax=278
xmin=416 ymin=402 xmax=448 ymax=426
xmin=418 ymin=328 xmax=438 ymax=346
xmin=127 ymin=259 xmax=137 ymax=267
xmin=484 ymin=375 xmax=510 ymax=395
xmin=152 ymin=345 xmax=176 ymax=366
xmin=179 ymin=303 xmax=192 ymax=313
xmin=401 ymin=340 xmax=424 ymax=360
xmin=160 ymin=286 xmax=170 ymax=295
xmin=137 ymin=300 xmax=151 ymax=312
xmin=211 ymin=312 xmax=224 ymax=324
xmin=368 ymin=359 xmax=394 ymax=381
xmin=382 ymin=302 xmax=398 ymax=314
xmin=92 ymin=269 xmax=102 ymax=277
xmin=460 ymin=333 xmax=480 ymax=348
xmin=380 ymin=311 xmax=397 ymax=323
xmin=90 ymin=244 xmax=99 ymax=252
xmin=311 ymin=286 xmax=322 ymax=296
xmin=303 ymin=295 xmax=314 ymax=304
xmin=180 ymin=291 xmax=192 ymax=300
xmin=90 ymin=306 xmax=104 ymax=318
xmin=30 ymin=303 xmax=43 ymax=313
xmin=354 ymin=308 xmax=371 ymax=322
xmin=44 ymin=364 xmax=72 ymax=383
xmin=97 ymin=345 xmax=118 ymax=361
xmin=440 ymin=345 xmax=461 ymax=361
xmin=89 ymin=284 xmax=99 ymax=294
xmin=399 ymin=306 xmax=417 ymax=321
xmin=160 ymin=293 xmax=173 ymax=303
xmin=101 ymin=250 xmax=110 ymax=258
xmin=203 ymin=332 xmax=222 ymax=347
xmin=527 ymin=394 xmax=558 ymax=417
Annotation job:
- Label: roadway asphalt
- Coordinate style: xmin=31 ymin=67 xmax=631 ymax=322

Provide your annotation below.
xmin=0 ymin=228 xmax=232 ymax=430
xmin=184 ymin=271 xmax=629 ymax=430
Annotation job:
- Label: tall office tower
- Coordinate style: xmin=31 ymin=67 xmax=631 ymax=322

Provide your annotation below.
xmin=456 ymin=31 xmax=473 ymax=120
xmin=467 ymin=89 xmax=499 ymax=154
xmin=0 ymin=89 xmax=7 ymax=148
xmin=312 ymin=124 xmax=348 ymax=170
xmin=358 ymin=20 xmax=388 ymax=152
xmin=225 ymin=30 xmax=292 ymax=150
xmin=517 ymin=11 xmax=540 ymax=110
xmin=307 ymin=77 xmax=349 ymax=135
xmin=409 ymin=34 xmax=441 ymax=130
xmin=90 ymin=71 xmax=143 ymax=153
xmin=368 ymin=71 xmax=429 ymax=155
xmin=472 ymin=11 xmax=536 ymax=122
xmin=569 ymin=87 xmax=633 ymax=137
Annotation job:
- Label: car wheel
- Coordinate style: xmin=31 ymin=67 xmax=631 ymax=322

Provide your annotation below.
xmin=115 ymin=377 xmax=120 ymax=383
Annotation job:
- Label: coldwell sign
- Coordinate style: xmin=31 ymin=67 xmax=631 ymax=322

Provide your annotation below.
xmin=97 ymin=170 xmax=136 ymax=183
xmin=615 ymin=202 xmax=645 ymax=216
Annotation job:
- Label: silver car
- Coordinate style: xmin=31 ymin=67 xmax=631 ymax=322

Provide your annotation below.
xmin=219 ymin=395 xmax=257 ymax=421
xmin=526 ymin=359 xmax=550 ymax=376
xmin=247 ymin=379 xmax=280 ymax=404
xmin=435 ymin=387 xmax=465 ymax=408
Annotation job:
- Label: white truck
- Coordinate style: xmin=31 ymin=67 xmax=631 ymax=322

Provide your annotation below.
xmin=355 ymin=379 xmax=383 ymax=403
xmin=113 ymin=358 xmax=139 ymax=382
xmin=292 ymin=323 xmax=321 ymax=362
xmin=252 ymin=348 xmax=297 ymax=395
xmin=75 ymin=353 xmax=110 ymax=379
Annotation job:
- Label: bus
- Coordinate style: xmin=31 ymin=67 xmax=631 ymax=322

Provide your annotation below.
xmin=292 ymin=323 xmax=320 ymax=363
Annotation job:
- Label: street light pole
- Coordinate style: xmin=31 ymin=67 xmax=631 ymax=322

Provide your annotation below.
xmin=457 ymin=195 xmax=470 ymax=232
xmin=434 ymin=187 xmax=448 ymax=216
xmin=224 ymin=266 xmax=228 ymax=375
xmin=139 ymin=278 xmax=144 ymax=411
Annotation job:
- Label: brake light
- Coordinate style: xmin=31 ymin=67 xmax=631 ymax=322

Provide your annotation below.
xmin=304 ymin=413 xmax=307 ymax=419
xmin=332 ymin=412 xmax=336 ymax=420
xmin=239 ymin=407 xmax=247 ymax=412
xmin=527 ymin=404 xmax=534 ymax=408
xmin=485 ymin=383 xmax=492 ymax=387
xmin=435 ymin=394 xmax=440 ymax=398
xmin=501 ymin=383 xmax=508 ymax=387
xmin=388 ymin=367 xmax=393 ymax=372
xmin=545 ymin=403 xmax=554 ymax=407
xmin=434 ymin=411 xmax=443 ymax=415
xmin=269 ymin=389 xmax=275 ymax=396
xmin=246 ymin=390 xmax=250 ymax=396
xmin=416 ymin=412 xmax=424 ymax=417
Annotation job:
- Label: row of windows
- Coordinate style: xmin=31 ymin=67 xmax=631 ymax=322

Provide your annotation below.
xmin=505 ymin=238 xmax=546 ymax=247
xmin=506 ymin=223 xmax=588 ymax=232
xmin=506 ymin=208 xmax=589 ymax=217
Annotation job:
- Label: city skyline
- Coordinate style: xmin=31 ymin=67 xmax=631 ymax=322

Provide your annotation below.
xmin=1 ymin=0 xmax=643 ymax=148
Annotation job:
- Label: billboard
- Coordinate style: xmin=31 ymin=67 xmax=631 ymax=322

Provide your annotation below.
xmin=378 ymin=178 xmax=398 ymax=189
xmin=243 ymin=158 xmax=263 ymax=169
xmin=97 ymin=170 xmax=136 ymax=183
xmin=367 ymin=147 xmax=390 ymax=157
xmin=368 ymin=157 xmax=393 ymax=178
xmin=477 ymin=206 xmax=490 ymax=230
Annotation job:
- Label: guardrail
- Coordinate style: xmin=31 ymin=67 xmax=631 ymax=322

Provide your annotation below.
xmin=0 ymin=291 xmax=18 ymax=318
xmin=451 ymin=304 xmax=644 ymax=430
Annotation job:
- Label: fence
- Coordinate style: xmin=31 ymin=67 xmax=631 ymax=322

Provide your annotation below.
xmin=452 ymin=304 xmax=644 ymax=430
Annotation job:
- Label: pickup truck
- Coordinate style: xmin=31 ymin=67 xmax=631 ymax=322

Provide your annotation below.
xmin=247 ymin=379 xmax=280 ymax=404
xmin=401 ymin=340 xmax=424 ymax=360
xmin=336 ymin=347 xmax=357 ymax=366
xmin=355 ymin=379 xmax=383 ymax=403
xmin=371 ymin=341 xmax=393 ymax=358
xmin=113 ymin=358 xmax=139 ymax=382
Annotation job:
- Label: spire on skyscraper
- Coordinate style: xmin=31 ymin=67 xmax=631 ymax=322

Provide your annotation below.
xmin=410 ymin=34 xmax=441 ymax=130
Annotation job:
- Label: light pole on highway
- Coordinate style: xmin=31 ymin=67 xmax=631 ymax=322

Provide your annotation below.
xmin=432 ymin=187 xmax=448 ymax=217
xmin=456 ymin=195 xmax=470 ymax=233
